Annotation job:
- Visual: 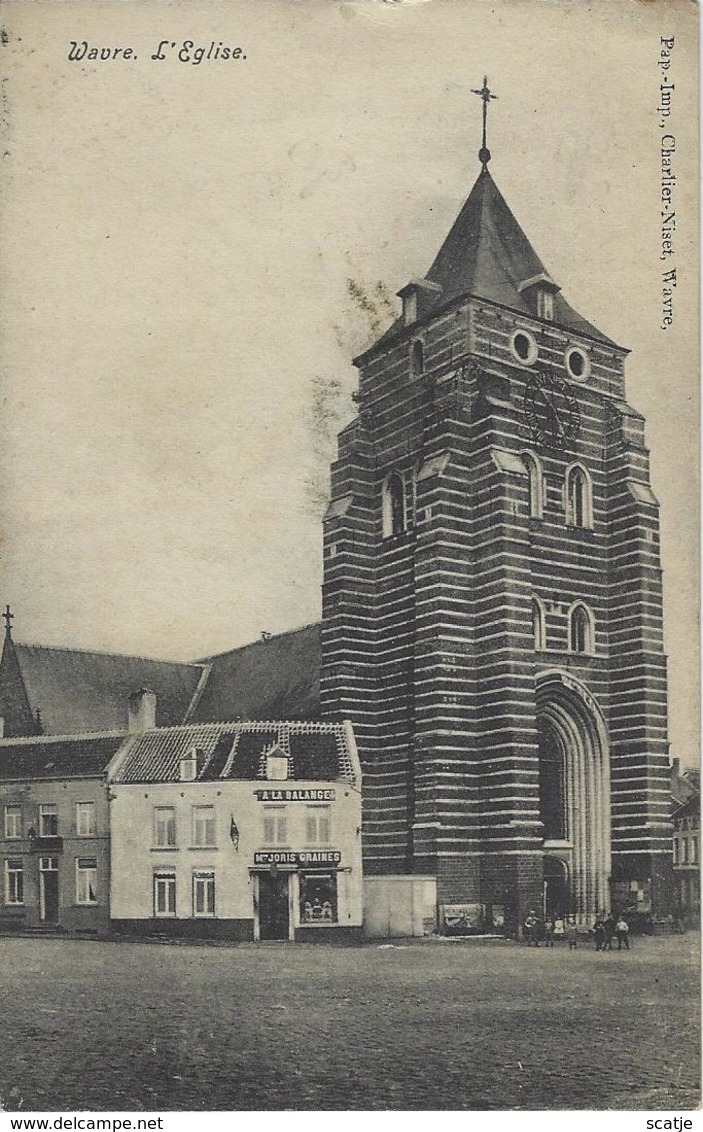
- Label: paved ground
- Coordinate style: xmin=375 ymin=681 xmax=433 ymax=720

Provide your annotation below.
xmin=0 ymin=933 xmax=699 ymax=1111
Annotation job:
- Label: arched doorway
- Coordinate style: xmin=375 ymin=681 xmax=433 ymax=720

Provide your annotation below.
xmin=536 ymin=672 xmax=611 ymax=924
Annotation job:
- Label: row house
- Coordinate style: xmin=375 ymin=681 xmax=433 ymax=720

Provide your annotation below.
xmin=0 ymin=731 xmax=125 ymax=934
xmin=0 ymin=702 xmax=363 ymax=942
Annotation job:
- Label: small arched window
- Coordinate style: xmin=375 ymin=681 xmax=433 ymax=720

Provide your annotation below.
xmin=523 ymin=452 xmax=545 ymax=519
xmin=569 ymin=603 xmax=595 ymax=655
xmin=382 ymin=472 xmax=406 ymax=538
xmin=411 ymin=339 xmax=425 ymax=377
xmin=532 ymin=598 xmax=546 ymax=651
xmin=565 ymin=463 xmax=593 ymax=529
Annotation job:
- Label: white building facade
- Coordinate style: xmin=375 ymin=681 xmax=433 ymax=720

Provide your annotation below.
xmin=109 ymin=720 xmax=362 ymax=942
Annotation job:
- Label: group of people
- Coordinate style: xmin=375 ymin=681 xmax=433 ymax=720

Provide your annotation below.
xmin=523 ymin=909 xmax=630 ymax=951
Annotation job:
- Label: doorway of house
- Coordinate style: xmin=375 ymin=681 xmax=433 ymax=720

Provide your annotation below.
xmin=39 ymin=856 xmax=59 ymax=923
xmin=258 ymin=872 xmax=290 ymax=940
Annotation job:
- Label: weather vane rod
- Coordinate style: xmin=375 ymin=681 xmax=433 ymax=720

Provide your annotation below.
xmin=471 ymin=75 xmax=497 ymax=169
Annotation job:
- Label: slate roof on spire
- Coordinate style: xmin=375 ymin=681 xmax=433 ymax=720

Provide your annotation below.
xmin=359 ymin=168 xmax=617 ymax=359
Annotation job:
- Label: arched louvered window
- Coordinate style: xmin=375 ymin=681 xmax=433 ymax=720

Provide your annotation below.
xmin=532 ymin=598 xmax=546 ymax=651
xmin=523 ymin=452 xmax=545 ymax=519
xmin=382 ymin=472 xmax=406 ymax=538
xmin=569 ymin=602 xmax=595 ymax=655
xmin=411 ymin=339 xmax=425 ymax=377
xmin=565 ymin=463 xmax=593 ymax=529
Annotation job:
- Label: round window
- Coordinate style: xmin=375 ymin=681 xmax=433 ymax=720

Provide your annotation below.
xmin=565 ymin=346 xmax=590 ymax=381
xmin=510 ymin=329 xmax=538 ymax=366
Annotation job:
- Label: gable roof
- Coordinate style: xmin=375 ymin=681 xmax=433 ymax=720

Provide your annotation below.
xmin=359 ymin=168 xmax=617 ymax=360
xmin=0 ymin=636 xmax=207 ymax=737
xmin=188 ymin=623 xmax=321 ymax=723
xmin=111 ymin=719 xmax=359 ymax=788
xmin=0 ymin=732 xmax=126 ymax=781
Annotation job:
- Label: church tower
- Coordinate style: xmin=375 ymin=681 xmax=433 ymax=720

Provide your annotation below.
xmin=321 ymin=82 xmax=672 ymax=931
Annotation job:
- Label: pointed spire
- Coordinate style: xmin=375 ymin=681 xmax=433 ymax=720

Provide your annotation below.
xmin=471 ymin=76 xmax=497 ymax=169
xmin=3 ymin=605 xmax=13 ymax=638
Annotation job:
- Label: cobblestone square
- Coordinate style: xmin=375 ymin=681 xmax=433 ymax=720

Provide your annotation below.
xmin=0 ymin=933 xmax=699 ymax=1111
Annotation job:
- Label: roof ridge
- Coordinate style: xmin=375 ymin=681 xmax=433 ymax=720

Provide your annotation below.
xmin=15 ymin=640 xmax=205 ymax=668
xmin=194 ymin=621 xmax=321 ymax=663
xmin=136 ymin=719 xmax=343 ymax=734
xmin=0 ymin=730 xmax=128 ymax=745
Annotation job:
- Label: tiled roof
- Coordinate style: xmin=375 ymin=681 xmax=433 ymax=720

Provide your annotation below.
xmin=189 ymin=623 xmax=321 ymax=723
xmin=358 ymin=168 xmax=617 ymax=360
xmin=111 ymin=720 xmax=359 ymax=787
xmin=4 ymin=642 xmax=207 ymax=736
xmin=0 ymin=732 xmax=126 ymax=780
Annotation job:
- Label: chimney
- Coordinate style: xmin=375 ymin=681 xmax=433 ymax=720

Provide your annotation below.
xmin=128 ymin=688 xmax=157 ymax=733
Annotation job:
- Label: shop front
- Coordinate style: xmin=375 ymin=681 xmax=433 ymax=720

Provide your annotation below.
xmin=251 ymin=850 xmax=359 ymax=942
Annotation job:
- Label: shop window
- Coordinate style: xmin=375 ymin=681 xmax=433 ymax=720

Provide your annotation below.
xmin=522 ymin=452 xmax=545 ymax=519
xmin=299 ymin=872 xmax=338 ymax=924
xmin=569 ymin=603 xmax=595 ymax=655
xmin=565 ymin=463 xmax=593 ymax=529
xmin=4 ymin=805 xmax=22 ymax=840
xmin=76 ymin=802 xmax=96 ymax=837
xmin=263 ymin=808 xmax=288 ymax=845
xmin=154 ymin=806 xmax=176 ymax=848
xmin=192 ymin=805 xmax=215 ymax=847
xmin=39 ymin=804 xmax=58 ymax=837
xmin=305 ymin=807 xmax=331 ymax=845
xmin=532 ymin=598 xmax=546 ymax=651
xmin=382 ymin=473 xmax=406 ymax=538
xmin=75 ymin=858 xmax=97 ymax=905
xmin=193 ymin=870 xmax=215 ymax=917
xmin=4 ymin=858 xmax=24 ymax=905
xmin=154 ymin=871 xmax=176 ymax=917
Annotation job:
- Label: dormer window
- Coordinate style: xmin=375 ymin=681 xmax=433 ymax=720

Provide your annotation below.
xmin=518 ymin=273 xmax=560 ymax=323
xmin=537 ymin=290 xmax=554 ymax=321
xmin=265 ymin=745 xmax=289 ymax=781
xmin=402 ymin=291 xmax=417 ymax=326
xmin=180 ymin=748 xmax=204 ymax=782
xmin=397 ymin=278 xmax=442 ymax=328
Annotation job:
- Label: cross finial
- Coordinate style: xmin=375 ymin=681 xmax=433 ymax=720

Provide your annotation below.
xmin=471 ymin=75 xmax=497 ymax=169
xmin=3 ymin=605 xmax=13 ymax=637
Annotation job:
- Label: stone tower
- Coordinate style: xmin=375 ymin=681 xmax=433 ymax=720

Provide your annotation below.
xmin=321 ymin=95 xmax=672 ymax=932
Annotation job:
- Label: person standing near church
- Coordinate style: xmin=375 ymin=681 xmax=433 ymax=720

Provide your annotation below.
xmin=615 ymin=915 xmax=630 ymax=950
xmin=603 ymin=911 xmax=616 ymax=951
xmin=566 ymin=917 xmax=578 ymax=950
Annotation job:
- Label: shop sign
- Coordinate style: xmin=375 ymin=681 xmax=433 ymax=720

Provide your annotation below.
xmin=254 ymin=788 xmax=336 ymax=802
xmin=253 ymin=850 xmax=342 ymax=866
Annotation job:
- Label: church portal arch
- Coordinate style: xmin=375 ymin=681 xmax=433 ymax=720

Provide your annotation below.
xmin=536 ymin=671 xmax=611 ymax=924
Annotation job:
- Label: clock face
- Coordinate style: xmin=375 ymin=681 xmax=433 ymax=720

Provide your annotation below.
xmin=524 ymin=371 xmax=580 ymax=448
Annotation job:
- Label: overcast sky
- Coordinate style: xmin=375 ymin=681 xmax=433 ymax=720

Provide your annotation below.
xmin=0 ymin=0 xmax=698 ymax=762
